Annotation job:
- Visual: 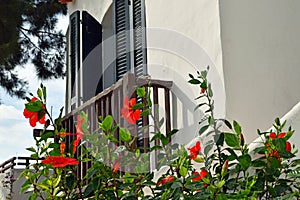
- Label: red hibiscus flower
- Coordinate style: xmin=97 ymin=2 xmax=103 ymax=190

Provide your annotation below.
xmin=121 ymin=97 xmax=141 ymax=124
xmin=113 ymin=161 xmax=120 ymax=173
xmin=157 ymin=175 xmax=174 ymax=185
xmin=192 ymin=169 xmax=208 ymax=182
xmin=188 ymin=141 xmax=201 ymax=160
xmin=73 ymin=115 xmax=85 ymax=154
xmin=23 ymin=97 xmax=46 ymax=127
xmin=42 ymin=156 xmax=78 ymax=168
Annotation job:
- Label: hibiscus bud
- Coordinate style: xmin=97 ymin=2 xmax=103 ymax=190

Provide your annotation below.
xmin=221 ymin=160 xmax=228 ymax=177
xmin=60 ymin=142 xmax=65 ymax=155
xmin=286 ymin=141 xmax=292 ymax=152
xmin=240 ymin=133 xmax=245 ymax=146
xmin=269 ymin=132 xmax=276 ymax=140
xmin=278 ymin=132 xmax=286 ymax=138
xmin=157 ymin=175 xmax=174 ymax=185
xmin=200 ymin=88 xmax=206 ymax=94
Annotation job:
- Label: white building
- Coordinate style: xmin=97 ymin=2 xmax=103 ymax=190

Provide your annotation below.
xmin=64 ymin=0 xmax=300 ymax=147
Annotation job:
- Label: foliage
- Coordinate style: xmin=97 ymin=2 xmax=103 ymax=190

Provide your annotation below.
xmin=19 ymin=69 xmax=300 ymax=199
xmin=0 ymin=0 xmax=66 ymax=99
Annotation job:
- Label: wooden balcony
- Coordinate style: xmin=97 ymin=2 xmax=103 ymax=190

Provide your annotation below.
xmin=62 ymin=73 xmax=173 ymax=178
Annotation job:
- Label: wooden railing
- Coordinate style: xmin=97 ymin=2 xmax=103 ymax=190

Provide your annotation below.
xmin=0 ymin=157 xmax=42 ymax=174
xmin=62 ymin=73 xmax=173 ymax=178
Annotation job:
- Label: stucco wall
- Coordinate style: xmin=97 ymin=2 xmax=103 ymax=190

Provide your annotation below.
xmin=219 ymin=0 xmax=300 ymax=142
xmin=145 ymin=0 xmax=225 ymax=145
xmin=68 ymin=0 xmax=111 ymax=23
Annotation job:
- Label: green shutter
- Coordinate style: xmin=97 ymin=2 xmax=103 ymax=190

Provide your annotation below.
xmin=113 ymin=0 xmax=131 ymax=80
xmin=70 ymin=11 xmax=80 ymax=98
xmin=133 ymin=0 xmax=147 ymax=77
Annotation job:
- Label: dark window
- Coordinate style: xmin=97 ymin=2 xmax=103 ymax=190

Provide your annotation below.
xmin=82 ymin=11 xmax=103 ymax=102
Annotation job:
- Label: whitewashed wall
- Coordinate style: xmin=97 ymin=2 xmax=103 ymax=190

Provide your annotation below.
xmin=68 ymin=0 xmax=111 ymax=23
xmin=219 ymin=0 xmax=300 ymax=142
xmin=145 ymin=0 xmax=225 ymax=146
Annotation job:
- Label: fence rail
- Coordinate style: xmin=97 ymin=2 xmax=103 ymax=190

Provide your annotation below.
xmin=0 ymin=157 xmax=42 ymax=174
xmin=62 ymin=73 xmax=173 ymax=178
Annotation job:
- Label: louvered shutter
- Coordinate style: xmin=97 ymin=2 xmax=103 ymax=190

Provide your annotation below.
xmin=70 ymin=11 xmax=80 ymax=99
xmin=133 ymin=0 xmax=147 ymax=77
xmin=82 ymin=11 xmax=103 ymax=102
xmin=113 ymin=0 xmax=131 ymax=80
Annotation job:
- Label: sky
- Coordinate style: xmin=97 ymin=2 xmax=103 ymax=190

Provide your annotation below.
xmin=0 ymin=16 xmax=68 ymax=163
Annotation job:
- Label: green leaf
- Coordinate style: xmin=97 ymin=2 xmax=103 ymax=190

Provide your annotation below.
xmin=188 ymin=79 xmax=201 ymax=84
xmin=200 ymin=81 xmax=207 ymax=89
xmin=150 ymin=145 xmax=163 ymax=152
xmin=25 ymin=101 xmax=43 ymax=112
xmin=167 ymin=129 xmax=178 ymax=138
xmin=215 ymin=132 xmax=224 ymax=146
xmin=147 ymin=90 xmax=152 ymax=107
xmin=204 ymin=140 xmax=214 ymax=156
xmin=158 ymin=118 xmax=164 ymax=128
xmin=119 ymin=128 xmax=131 ymax=142
xmin=268 ymin=157 xmax=281 ymax=169
xmin=201 ymin=70 xmax=208 ymax=78
xmin=216 ymin=180 xmax=225 ymax=189
xmin=208 ymin=83 xmax=213 ymax=97
xmin=43 ymin=86 xmax=47 ymax=101
xmin=273 ymin=138 xmax=286 ymax=152
xmin=252 ymin=159 xmax=266 ymax=167
xmin=101 ymin=115 xmax=113 ymax=132
xmin=188 ymin=73 xmax=194 ymax=79
xmin=37 ymin=88 xmax=42 ymax=99
xmin=26 ymin=147 xmax=36 ymax=153
xmin=66 ymin=175 xmax=75 ymax=190
xmin=224 ymin=133 xmax=239 ymax=148
xmin=237 ymin=154 xmax=251 ymax=170
xmin=225 ymin=148 xmax=237 ymax=160
xmin=161 ymin=135 xmax=169 ymax=146
xmin=179 ymin=166 xmax=188 ymax=177
xmin=131 ymin=103 xmax=144 ymax=110
xmin=199 ymin=125 xmax=209 ymax=135
xmin=140 ymin=109 xmax=150 ymax=116
xmin=171 ymin=182 xmax=181 ymax=189
xmin=83 ymin=184 xmax=94 ymax=198
xmin=275 ymin=117 xmax=281 ymax=126
xmin=52 ymin=175 xmax=61 ymax=188
xmin=290 ymin=159 xmax=300 ymax=167
xmin=223 ymin=120 xmax=232 ymax=130
xmin=137 ymin=87 xmax=146 ymax=98
xmin=233 ymin=120 xmax=242 ymax=135
xmin=287 ymin=169 xmax=300 ymax=178
xmin=150 ymin=133 xmax=162 ymax=142
xmin=41 ymin=131 xmax=53 ymax=141
xmin=29 ymin=193 xmax=37 ymax=200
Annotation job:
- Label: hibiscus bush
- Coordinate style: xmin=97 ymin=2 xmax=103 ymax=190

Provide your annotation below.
xmin=19 ymin=70 xmax=300 ymax=199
